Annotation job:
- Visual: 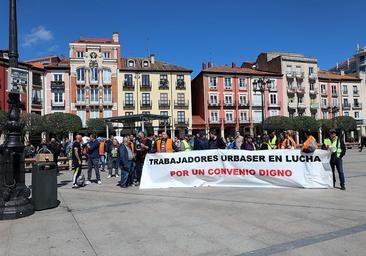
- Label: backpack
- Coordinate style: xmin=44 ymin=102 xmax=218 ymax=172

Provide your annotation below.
xmin=76 ymin=173 xmax=85 ymax=187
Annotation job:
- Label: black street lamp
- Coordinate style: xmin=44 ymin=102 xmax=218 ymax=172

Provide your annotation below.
xmin=253 ymin=78 xmax=272 ymax=132
xmin=0 ymin=0 xmax=34 ymax=220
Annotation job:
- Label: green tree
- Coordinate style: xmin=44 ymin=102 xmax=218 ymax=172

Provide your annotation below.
xmin=44 ymin=113 xmax=82 ymax=138
xmin=293 ymin=116 xmax=319 ymax=132
xmin=318 ymin=119 xmax=333 ymax=133
xmin=263 ymin=116 xmax=294 ymax=131
xmin=21 ymin=112 xmax=46 ymax=135
xmin=332 ymin=116 xmax=357 ymax=132
xmin=87 ymin=118 xmax=108 ymax=135
xmin=0 ymin=110 xmax=7 ymax=133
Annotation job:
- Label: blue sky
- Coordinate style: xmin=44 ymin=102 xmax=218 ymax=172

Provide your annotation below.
xmin=0 ymin=0 xmax=365 ymax=76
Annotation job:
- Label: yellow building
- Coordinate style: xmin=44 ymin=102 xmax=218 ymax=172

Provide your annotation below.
xmin=118 ymin=54 xmax=192 ymax=138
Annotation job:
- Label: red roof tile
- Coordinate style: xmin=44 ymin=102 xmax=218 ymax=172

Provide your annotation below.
xmin=71 ymin=38 xmax=118 ymax=45
xmin=192 ymin=115 xmax=206 ymax=126
xmin=318 ymin=70 xmax=360 ymax=81
xmin=203 ymin=66 xmax=282 ymax=76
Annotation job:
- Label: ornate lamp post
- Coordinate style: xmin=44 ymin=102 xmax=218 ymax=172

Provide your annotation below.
xmin=0 ymin=0 xmax=34 ymax=220
xmin=253 ymin=78 xmax=271 ymax=132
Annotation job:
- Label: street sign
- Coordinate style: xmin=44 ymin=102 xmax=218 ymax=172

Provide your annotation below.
xmin=8 ymin=67 xmax=28 ymax=93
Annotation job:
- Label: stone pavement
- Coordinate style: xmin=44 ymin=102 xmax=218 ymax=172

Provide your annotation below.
xmin=1 ymin=149 xmax=366 ymax=256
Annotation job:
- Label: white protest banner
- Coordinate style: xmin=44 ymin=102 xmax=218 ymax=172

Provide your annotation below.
xmin=140 ymin=149 xmax=333 ymax=189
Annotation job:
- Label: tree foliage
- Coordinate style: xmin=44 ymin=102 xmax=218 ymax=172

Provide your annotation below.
xmin=263 ymin=116 xmax=294 ymax=131
xmin=332 ymin=116 xmax=357 ymax=132
xmin=87 ymin=118 xmax=107 ymax=135
xmin=44 ymin=113 xmax=82 ymax=138
xmin=21 ymin=112 xmax=45 ymax=135
xmin=293 ymin=116 xmax=319 ymax=132
xmin=0 ymin=110 xmax=7 ymax=132
xmin=318 ymin=119 xmax=333 ymax=133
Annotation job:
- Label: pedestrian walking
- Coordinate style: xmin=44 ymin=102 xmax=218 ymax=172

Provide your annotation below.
xmin=72 ymin=135 xmax=83 ymax=188
xmin=119 ymin=137 xmax=134 ymax=189
xmin=107 ymin=139 xmax=120 ymax=178
xmin=86 ymin=134 xmax=101 ymax=185
xmin=328 ymin=129 xmax=346 ymax=190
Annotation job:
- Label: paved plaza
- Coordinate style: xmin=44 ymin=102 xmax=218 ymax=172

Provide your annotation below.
xmin=1 ymin=149 xmax=366 ymax=256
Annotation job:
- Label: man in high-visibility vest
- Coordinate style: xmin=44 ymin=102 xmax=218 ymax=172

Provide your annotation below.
xmin=181 ymin=134 xmax=192 ymax=151
xmin=329 ymin=129 xmax=346 ymax=190
xmin=269 ymin=131 xmax=277 ymax=149
xmin=156 ymin=131 xmax=176 ymax=153
xmin=301 ymin=129 xmax=318 ymax=153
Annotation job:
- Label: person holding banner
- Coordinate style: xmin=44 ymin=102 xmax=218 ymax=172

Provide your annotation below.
xmin=156 ymin=132 xmax=177 ymax=153
xmin=282 ymin=131 xmax=297 ymax=149
xmin=208 ymin=129 xmax=227 ymax=149
xmin=134 ymin=131 xmax=151 ymax=185
xmin=260 ymin=134 xmax=272 ymax=150
xmin=241 ymin=135 xmax=256 ymax=151
xmin=301 ymin=129 xmax=317 ymax=153
xmin=328 ymin=129 xmax=346 ymax=190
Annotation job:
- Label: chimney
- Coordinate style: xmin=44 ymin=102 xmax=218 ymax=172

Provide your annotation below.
xmin=232 ymin=62 xmax=236 ymax=68
xmin=208 ymin=62 xmax=212 ymax=68
xmin=150 ymin=54 xmax=155 ymax=64
xmin=341 ymin=70 xmax=345 ymax=75
xmin=112 ymin=32 xmax=119 ymax=43
xmin=347 ymin=58 xmax=350 ymax=68
xmin=202 ymin=63 xmax=207 ymax=70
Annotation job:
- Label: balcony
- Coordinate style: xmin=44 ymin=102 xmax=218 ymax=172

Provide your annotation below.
xmin=332 ymin=91 xmax=338 ymax=98
xmin=353 ymin=90 xmax=360 ymax=97
xmin=239 ymin=118 xmax=250 ymax=124
xmin=208 ymin=100 xmax=221 ymax=107
xmin=321 ymin=104 xmax=329 ymax=110
xmin=89 ymin=99 xmax=99 ymax=106
xmin=286 ymin=71 xmax=294 ymax=79
xmin=342 ymin=90 xmax=348 ymax=95
xmin=269 ymin=86 xmax=277 ymax=92
xmin=123 ymin=101 xmax=135 ymax=109
xmin=174 ymin=118 xmax=189 ymax=126
xmin=102 ymin=98 xmax=113 ymax=107
xmin=296 ymin=86 xmax=305 ymax=96
xmin=297 ymin=103 xmax=307 ymax=110
xmin=51 ymin=100 xmax=65 ymax=107
xmin=75 ymin=100 xmax=86 ymax=107
xmin=224 ymin=119 xmax=235 ymax=124
xmin=31 ymin=100 xmax=42 ymax=107
xmin=209 ymin=118 xmax=222 ymax=124
xmin=295 ymin=71 xmax=304 ymax=80
xmin=288 ymin=102 xmax=297 ymax=110
xmin=140 ymin=100 xmax=152 ymax=109
xmin=238 ymin=101 xmax=249 ymax=108
xmin=268 ymin=101 xmax=280 ymax=108
xmin=309 ymin=87 xmax=318 ymax=97
xmin=287 ymin=86 xmax=296 ymax=96
xmin=174 ymin=100 xmax=189 ymax=109
xmin=159 ymin=119 xmax=171 ymax=126
xmin=123 ymin=81 xmax=135 ymax=90
xmin=159 ymin=79 xmax=169 ymax=90
xmin=353 ymin=103 xmax=362 ymax=110
xmin=76 ymin=79 xmax=85 ymax=85
xmin=176 ymin=80 xmax=186 ymax=90
xmin=51 ymin=81 xmax=65 ymax=89
xmin=209 ymin=84 xmax=217 ymax=90
xmin=158 ymin=100 xmax=170 ymax=109
xmin=310 ymin=103 xmax=319 ymax=112
xmin=140 ymin=81 xmax=152 ymax=90
xmin=224 ymin=84 xmax=232 ymax=90
xmin=342 ymin=103 xmax=351 ymax=110
xmin=223 ymin=101 xmax=235 ymax=107
xmin=90 ymin=79 xmax=98 ymax=85
xmin=309 ymin=73 xmax=317 ymax=81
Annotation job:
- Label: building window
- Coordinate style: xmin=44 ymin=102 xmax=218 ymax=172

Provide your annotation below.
xmin=103 ymin=52 xmax=111 ymax=59
xmin=177 ymin=93 xmax=185 ymax=104
xmin=354 ymin=98 xmax=360 ymax=106
xmin=224 ymin=77 xmax=232 ymax=88
xmin=53 ymin=89 xmax=63 ymax=103
xmin=53 ymin=74 xmax=62 ymax=81
xmin=142 ymin=93 xmax=150 ymax=104
xmin=177 ymin=111 xmax=185 ymax=122
xmin=270 ymin=110 xmax=279 ymax=117
xmin=355 ymin=112 xmax=360 ymax=119
xmin=209 ymin=77 xmax=217 ymax=88
xmin=321 ymin=98 xmax=327 ymax=108
xmin=287 ymin=80 xmax=292 ymax=88
xmin=310 ymin=82 xmax=315 ymax=91
xmin=76 ymin=87 xmax=85 ymax=102
xmin=353 ymin=85 xmax=359 ymax=95
xmin=104 ymin=87 xmax=112 ymax=102
xmin=322 ymin=111 xmax=328 ymax=119
xmin=90 ymin=109 xmax=99 ymax=119
xmin=239 ymin=78 xmax=246 ymax=89
xmin=77 ymin=68 xmax=85 ymax=82
xmin=142 ymin=74 xmax=150 ymax=86
xmin=128 ymin=60 xmax=135 ymax=67
xmin=125 ymin=93 xmax=133 ymax=105
xmin=309 ymin=67 xmax=314 ymax=74
xmin=77 ymin=110 xmax=86 ymax=127
xmin=143 ymin=61 xmax=149 ymax=67
xmin=210 ymin=111 xmax=218 ymax=122
xmin=160 ymin=93 xmax=168 ymax=104
xmin=76 ymin=51 xmax=84 ymax=58
xmin=224 ymin=95 xmax=233 ymax=105
xmin=269 ymin=80 xmax=276 ymax=90
xmin=239 ymin=112 xmax=248 ymax=121
xmin=103 ymin=69 xmax=111 ymax=83
xmin=296 ymin=66 xmax=301 ymax=73
xmin=286 ymin=65 xmax=292 ymax=73
xmin=270 ymin=94 xmax=277 ymax=105
xmin=343 ymin=98 xmax=349 ymax=106
xmin=344 ymin=112 xmax=349 ymax=116
xmin=124 ymin=74 xmax=133 ymax=85
xmin=239 ymin=95 xmax=247 ymax=105
xmin=253 ymin=111 xmax=262 ymax=123
xmin=209 ymin=94 xmax=218 ymax=104
xmin=90 ymin=86 xmax=99 ymax=103
xmin=332 ymin=98 xmax=338 ymax=107
xmin=321 ymin=84 xmax=326 ymax=94
xmin=90 ymin=67 xmax=98 ymax=82
xmin=225 ymin=112 xmax=233 ymax=122
xmin=298 ymin=97 xmax=303 ymax=103
xmin=342 ymin=85 xmax=348 ymax=94
xmin=252 ymin=94 xmax=262 ymax=106
xmin=104 ymin=109 xmax=112 ymax=118
xmin=331 ymin=85 xmax=337 ymax=95
xmin=32 ymin=90 xmax=42 ymax=104
xmin=32 ymin=73 xmax=42 ymax=86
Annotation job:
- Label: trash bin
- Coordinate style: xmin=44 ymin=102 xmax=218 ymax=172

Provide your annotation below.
xmin=31 ymin=162 xmax=59 ymax=211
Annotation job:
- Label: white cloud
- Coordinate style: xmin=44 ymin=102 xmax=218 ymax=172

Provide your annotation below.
xmin=47 ymin=44 xmax=59 ymax=52
xmin=23 ymin=26 xmax=53 ymax=47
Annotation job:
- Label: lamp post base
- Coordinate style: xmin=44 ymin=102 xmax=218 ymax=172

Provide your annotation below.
xmin=0 ymin=184 xmax=34 ymax=220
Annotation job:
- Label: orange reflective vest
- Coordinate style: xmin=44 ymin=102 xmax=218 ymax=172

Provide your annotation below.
xmin=99 ymin=141 xmax=105 ymax=155
xmin=156 ymin=139 xmax=174 ymax=153
xmin=282 ymin=137 xmax=297 ymax=149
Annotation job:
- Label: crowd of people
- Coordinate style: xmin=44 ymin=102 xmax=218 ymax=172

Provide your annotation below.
xmin=24 ymin=127 xmax=347 ymax=191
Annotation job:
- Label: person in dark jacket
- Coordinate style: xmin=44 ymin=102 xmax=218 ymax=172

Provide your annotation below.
xmin=119 ymin=136 xmax=134 ymax=188
xmin=193 ymin=131 xmax=208 ymax=150
xmin=86 ymin=134 xmax=101 ymax=184
xmin=241 ymin=135 xmax=256 ymax=151
xmin=48 ymin=138 xmax=61 ymax=170
xmin=328 ymin=129 xmax=347 ymax=190
xmin=208 ymin=130 xmax=226 ymax=149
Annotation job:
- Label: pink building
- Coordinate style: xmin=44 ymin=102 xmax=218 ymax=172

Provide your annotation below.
xmin=192 ymin=63 xmax=283 ymax=136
